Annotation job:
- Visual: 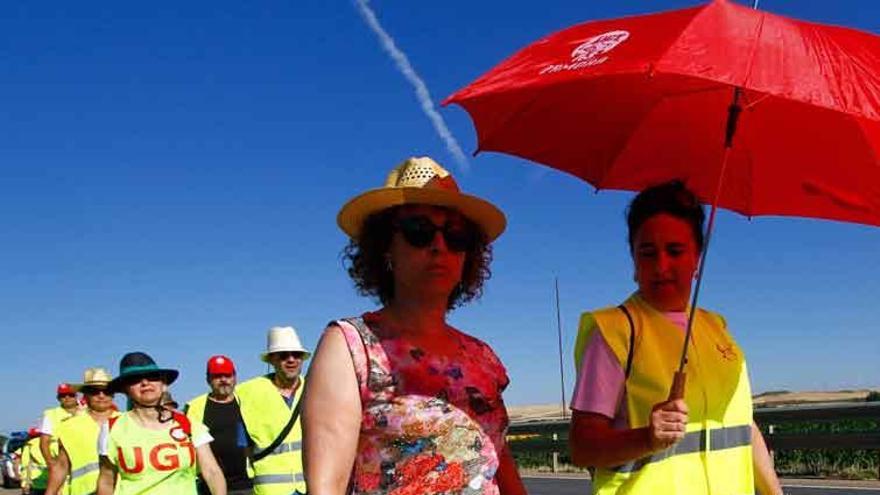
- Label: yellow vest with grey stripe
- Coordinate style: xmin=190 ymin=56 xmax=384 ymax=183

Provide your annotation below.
xmin=56 ymin=412 xmax=120 ymax=495
xmin=574 ymin=293 xmax=754 ymax=495
xmin=40 ymin=407 xmax=79 ymax=495
xmin=236 ymin=374 xmax=306 ymax=495
xmin=21 ymin=438 xmax=49 ymax=490
xmin=185 ymin=392 xmax=255 ymax=478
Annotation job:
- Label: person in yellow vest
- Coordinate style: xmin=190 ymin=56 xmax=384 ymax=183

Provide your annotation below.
xmin=45 ymin=368 xmax=119 ymax=495
xmin=12 ymin=446 xmax=23 ymax=486
xmin=39 ymin=383 xmax=82 ymax=467
xmin=568 ymin=181 xmax=783 ymax=495
xmin=236 ymin=327 xmax=308 ymax=495
xmin=185 ymin=356 xmax=253 ymax=495
xmin=95 ymin=352 xmax=227 ymax=495
xmin=21 ymin=428 xmax=48 ymax=495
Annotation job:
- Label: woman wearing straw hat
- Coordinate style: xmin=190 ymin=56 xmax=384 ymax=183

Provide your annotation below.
xmin=95 ymin=352 xmax=227 ymax=495
xmin=46 ymin=368 xmax=119 ymax=495
xmin=304 ymin=157 xmax=526 ymax=495
xmin=568 ymin=182 xmax=782 ymax=495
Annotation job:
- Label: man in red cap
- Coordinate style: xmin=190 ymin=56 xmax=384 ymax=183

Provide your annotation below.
xmin=39 ymin=383 xmax=82 ymax=467
xmin=185 ymin=355 xmax=252 ymax=495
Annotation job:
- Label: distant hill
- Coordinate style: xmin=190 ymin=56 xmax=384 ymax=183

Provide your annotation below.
xmin=509 ymin=388 xmax=880 ymax=423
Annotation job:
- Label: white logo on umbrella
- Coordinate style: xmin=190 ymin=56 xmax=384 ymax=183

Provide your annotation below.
xmin=541 ymin=30 xmax=630 ymax=74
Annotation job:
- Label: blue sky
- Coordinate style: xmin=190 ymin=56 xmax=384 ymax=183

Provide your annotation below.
xmin=2 ymin=0 xmax=879 ymax=431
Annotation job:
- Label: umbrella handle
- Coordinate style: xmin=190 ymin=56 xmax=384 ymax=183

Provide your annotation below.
xmin=668 ymin=371 xmax=687 ymax=400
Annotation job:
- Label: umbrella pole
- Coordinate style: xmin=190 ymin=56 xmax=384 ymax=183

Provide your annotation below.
xmin=669 ymin=88 xmax=743 ymax=400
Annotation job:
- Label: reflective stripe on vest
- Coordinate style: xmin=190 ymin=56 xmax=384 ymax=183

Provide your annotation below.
xmin=237 ymin=375 xmax=307 ymax=495
xmin=57 ymin=412 xmax=119 ymax=495
xmin=254 ymin=440 xmax=301 ymax=458
xmin=70 ymin=462 xmax=100 ymax=480
xmin=254 ymin=473 xmax=306 ymax=485
xmin=583 ymin=294 xmax=755 ymax=494
xmin=613 ymin=424 xmax=751 ymax=473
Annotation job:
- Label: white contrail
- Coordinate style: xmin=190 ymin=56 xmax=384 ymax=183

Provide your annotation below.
xmin=353 ymin=0 xmax=470 ymax=172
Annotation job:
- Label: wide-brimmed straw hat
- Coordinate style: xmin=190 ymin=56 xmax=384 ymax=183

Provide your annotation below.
xmin=260 ymin=326 xmax=311 ymax=363
xmin=72 ymin=368 xmax=114 ymax=391
xmin=337 ymin=156 xmax=506 ymax=241
xmin=108 ymin=352 xmax=179 ymax=393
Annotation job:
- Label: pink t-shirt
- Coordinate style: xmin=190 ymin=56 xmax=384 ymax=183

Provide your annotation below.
xmin=570 ymin=311 xmax=687 ymax=424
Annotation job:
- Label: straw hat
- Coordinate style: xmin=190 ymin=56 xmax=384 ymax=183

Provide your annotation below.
xmin=108 ymin=352 xmax=179 ymax=393
xmin=337 ymin=156 xmax=506 ymax=241
xmin=72 ymin=368 xmax=113 ymax=390
xmin=261 ymin=326 xmax=311 ymax=363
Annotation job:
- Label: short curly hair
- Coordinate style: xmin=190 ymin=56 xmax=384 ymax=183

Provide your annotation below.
xmin=626 ymin=180 xmax=705 ymax=252
xmin=342 ymin=206 xmax=493 ymax=310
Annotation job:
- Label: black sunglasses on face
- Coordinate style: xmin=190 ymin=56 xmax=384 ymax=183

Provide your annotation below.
xmin=57 ymin=393 xmax=76 ymax=399
xmin=123 ymin=373 xmax=164 ymax=388
xmin=274 ymin=351 xmax=305 ymax=361
xmin=82 ymin=387 xmax=112 ymax=397
xmin=394 ymin=215 xmax=475 ymax=252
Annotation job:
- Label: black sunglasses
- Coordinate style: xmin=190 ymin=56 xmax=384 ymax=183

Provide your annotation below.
xmin=122 ymin=373 xmax=164 ymax=388
xmin=274 ymin=351 xmax=306 ymax=361
xmin=57 ymin=393 xmax=77 ymax=399
xmin=81 ymin=387 xmax=113 ymax=397
xmin=393 ymin=215 xmax=476 ymax=252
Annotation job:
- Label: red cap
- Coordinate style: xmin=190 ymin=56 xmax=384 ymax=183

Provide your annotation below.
xmin=28 ymin=427 xmax=41 ymax=438
xmin=57 ymin=383 xmax=75 ymax=395
xmin=206 ymin=355 xmax=236 ymax=376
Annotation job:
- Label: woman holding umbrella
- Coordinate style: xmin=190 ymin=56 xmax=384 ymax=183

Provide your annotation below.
xmin=569 ymin=181 xmax=783 ymax=495
xmin=303 ymin=157 xmax=526 ymax=495
xmin=96 ymin=352 xmax=227 ymax=495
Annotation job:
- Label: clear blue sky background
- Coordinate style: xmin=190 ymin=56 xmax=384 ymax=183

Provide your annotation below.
xmin=2 ymin=0 xmax=879 ymax=431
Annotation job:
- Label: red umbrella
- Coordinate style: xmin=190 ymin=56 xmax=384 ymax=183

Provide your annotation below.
xmin=445 ymin=0 xmax=880 ymax=398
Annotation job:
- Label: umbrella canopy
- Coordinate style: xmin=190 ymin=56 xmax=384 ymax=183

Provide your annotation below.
xmin=445 ymin=0 xmax=880 ymax=227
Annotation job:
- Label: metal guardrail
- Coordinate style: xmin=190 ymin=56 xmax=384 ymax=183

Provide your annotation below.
xmin=757 ymin=402 xmax=880 ymax=478
xmin=508 ymin=402 xmax=880 ymax=477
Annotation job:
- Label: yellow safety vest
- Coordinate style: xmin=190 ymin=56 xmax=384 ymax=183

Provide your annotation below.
xmin=56 ymin=412 xmax=119 ymax=495
xmin=44 ymin=406 xmax=80 ymax=457
xmin=21 ymin=438 xmax=48 ymax=490
xmin=574 ymin=294 xmax=754 ymax=495
xmin=184 ymin=393 xmax=209 ymax=424
xmin=185 ymin=392 xmax=255 ymax=478
xmin=236 ymin=374 xmax=306 ymax=495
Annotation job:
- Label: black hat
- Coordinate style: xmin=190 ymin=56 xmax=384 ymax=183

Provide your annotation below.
xmin=108 ymin=352 xmax=179 ymax=393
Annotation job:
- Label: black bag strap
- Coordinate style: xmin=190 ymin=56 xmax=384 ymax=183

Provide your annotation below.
xmin=252 ymin=389 xmax=303 ymax=462
xmin=617 ymin=304 xmax=636 ymax=379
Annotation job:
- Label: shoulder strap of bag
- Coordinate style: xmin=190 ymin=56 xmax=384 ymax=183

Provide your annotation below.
xmin=251 ymin=389 xmax=303 ymax=462
xmin=617 ymin=304 xmax=636 ymax=379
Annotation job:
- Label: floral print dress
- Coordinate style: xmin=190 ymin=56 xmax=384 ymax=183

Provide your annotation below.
xmin=334 ymin=312 xmax=511 ymax=495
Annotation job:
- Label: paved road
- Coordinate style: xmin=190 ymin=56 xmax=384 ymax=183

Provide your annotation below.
xmin=523 ymin=476 xmax=880 ymax=495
